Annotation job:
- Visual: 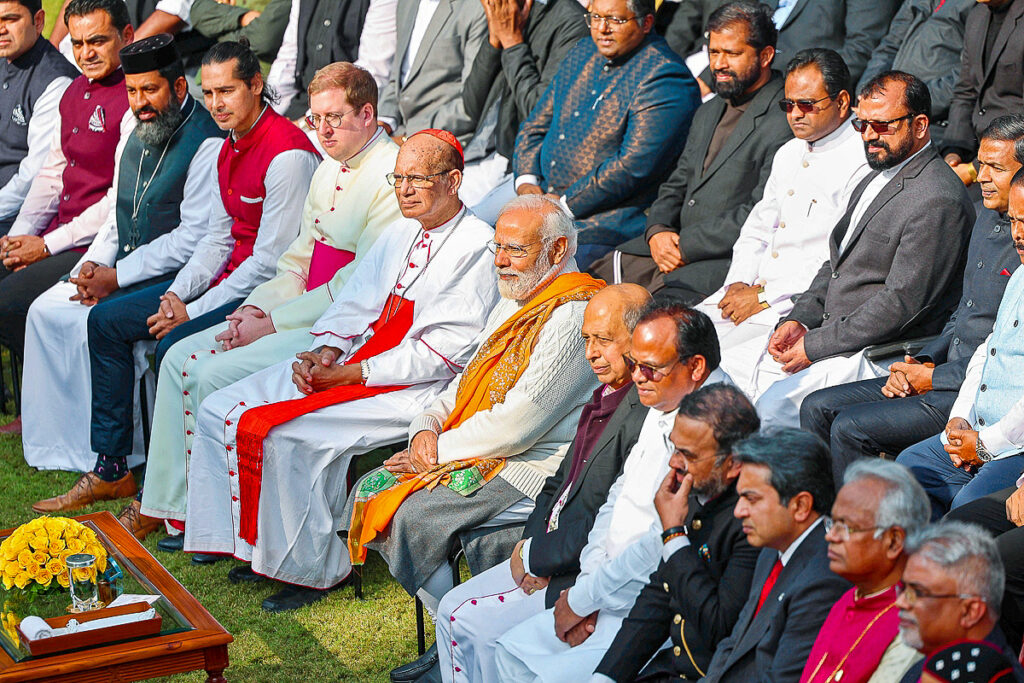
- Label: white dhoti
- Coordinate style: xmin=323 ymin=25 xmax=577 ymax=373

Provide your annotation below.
xmin=184 ymin=356 xmax=442 ymax=588
xmin=436 ymin=558 xmax=547 ymax=683
xmin=754 ymin=349 xmax=888 ymax=429
xmin=493 ymin=604 xmax=626 ymax=682
xmin=139 ymin=322 xmax=313 ymax=520
xmin=695 ymin=292 xmax=780 ymax=399
xmin=21 ymin=282 xmax=145 ymax=472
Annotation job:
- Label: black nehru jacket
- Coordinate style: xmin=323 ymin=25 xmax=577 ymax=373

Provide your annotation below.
xmin=595 ymin=483 xmax=759 ymax=682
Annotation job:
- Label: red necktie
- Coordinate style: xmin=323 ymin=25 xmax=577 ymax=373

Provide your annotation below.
xmin=754 ymin=558 xmax=783 ymax=617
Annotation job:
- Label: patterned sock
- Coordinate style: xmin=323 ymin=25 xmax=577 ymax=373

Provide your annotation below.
xmin=93 ymin=454 xmax=129 ymax=482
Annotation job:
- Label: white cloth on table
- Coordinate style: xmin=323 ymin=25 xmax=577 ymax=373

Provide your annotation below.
xmin=490 ymin=408 xmax=677 ymax=682
xmin=183 ymin=210 xmax=499 ymax=588
xmin=20 ymin=135 xmax=221 ymax=472
xmin=0 ymin=77 xmax=71 ymax=220
xmin=8 ymin=108 xmax=135 ymax=254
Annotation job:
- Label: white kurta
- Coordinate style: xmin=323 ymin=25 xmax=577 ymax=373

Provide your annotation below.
xmin=20 ymin=131 xmax=222 ymax=472
xmin=697 ymin=121 xmax=869 ymax=397
xmin=183 ymin=209 xmax=499 ymax=588
xmin=481 ymin=408 xmax=677 ymax=683
xmin=139 ymin=134 xmax=401 ymax=520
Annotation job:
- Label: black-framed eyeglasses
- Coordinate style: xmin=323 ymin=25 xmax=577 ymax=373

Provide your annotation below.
xmin=385 ymin=170 xmax=453 ymax=188
xmin=851 ymin=114 xmax=915 ymax=135
xmin=305 ymin=108 xmax=358 ymax=129
xmin=896 ymin=582 xmax=986 ymax=608
xmin=584 ymin=11 xmax=640 ymax=28
xmin=823 ymin=517 xmax=883 ymax=541
xmin=778 ymin=94 xmax=833 ymax=114
xmin=623 ymin=353 xmax=681 ymax=382
xmin=486 ymin=239 xmax=546 ymax=260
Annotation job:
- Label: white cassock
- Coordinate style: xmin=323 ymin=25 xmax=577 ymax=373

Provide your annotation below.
xmin=20 ymin=134 xmax=222 ymax=471
xmin=696 ymin=121 xmax=870 ymax=399
xmin=183 ymin=208 xmax=499 ymax=589
xmin=447 ymin=407 xmax=677 ymax=683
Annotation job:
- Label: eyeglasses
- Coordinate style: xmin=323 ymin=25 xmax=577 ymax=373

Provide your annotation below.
xmin=385 ymin=171 xmax=453 ymax=188
xmin=305 ymin=108 xmax=358 ymax=129
xmin=584 ymin=12 xmax=640 ymax=28
xmin=851 ymin=114 xmax=914 ymax=135
xmin=896 ymin=583 xmax=986 ymax=608
xmin=823 ymin=517 xmax=883 ymax=541
xmin=673 ymin=449 xmax=718 ymax=464
xmin=622 ymin=353 xmax=681 ymax=382
xmin=486 ymin=239 xmax=546 ymax=260
xmin=778 ymin=94 xmax=832 ymax=114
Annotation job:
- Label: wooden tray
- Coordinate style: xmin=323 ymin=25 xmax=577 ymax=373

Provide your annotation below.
xmin=16 ymin=602 xmax=162 ymax=657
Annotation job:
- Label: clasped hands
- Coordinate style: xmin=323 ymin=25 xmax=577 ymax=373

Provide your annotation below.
xmin=68 ymin=261 xmax=119 ymax=306
xmin=766 ymin=321 xmax=811 ymax=374
xmin=718 ymin=282 xmax=765 ymax=326
xmin=290 ymin=344 xmax=362 ymax=394
xmin=509 ymin=538 xmax=550 ymax=599
xmin=145 ymin=291 xmax=189 ymax=339
xmin=215 ymin=305 xmax=276 ymax=350
xmin=943 ymin=416 xmax=981 ymax=470
xmin=0 ymin=234 xmax=48 ymax=271
xmin=479 ymin=0 xmax=531 ymax=48
xmin=553 ymin=589 xmax=597 ymax=648
xmin=880 ymin=355 xmax=935 ymax=399
xmin=384 ymin=429 xmax=438 ymax=474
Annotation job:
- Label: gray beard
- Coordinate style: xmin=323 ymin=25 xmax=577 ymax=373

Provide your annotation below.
xmin=693 ymin=470 xmax=730 ymax=501
xmin=135 ymin=103 xmax=185 ymax=147
xmin=497 ymin=252 xmax=558 ymax=301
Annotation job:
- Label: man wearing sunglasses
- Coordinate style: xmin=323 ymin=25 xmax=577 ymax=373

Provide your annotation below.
xmin=694 ymin=48 xmax=869 ymax=400
xmin=753 ymin=70 xmax=975 ymax=429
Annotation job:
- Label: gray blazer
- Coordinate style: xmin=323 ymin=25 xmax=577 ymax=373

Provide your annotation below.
xmin=785 ymin=146 xmax=976 ymax=362
xmin=378 ymin=0 xmax=487 ymax=142
xmin=700 ymin=523 xmax=851 ymax=683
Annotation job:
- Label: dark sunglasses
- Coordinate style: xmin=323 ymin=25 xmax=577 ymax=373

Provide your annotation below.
xmin=622 ymin=354 xmax=682 ymax=382
xmin=777 ymin=94 xmax=832 ymax=114
xmin=851 ymin=114 xmax=914 ymax=135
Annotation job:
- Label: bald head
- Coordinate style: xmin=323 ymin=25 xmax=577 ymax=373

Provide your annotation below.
xmin=582 ymin=284 xmax=653 ymax=389
xmin=405 ymin=132 xmax=464 ymax=173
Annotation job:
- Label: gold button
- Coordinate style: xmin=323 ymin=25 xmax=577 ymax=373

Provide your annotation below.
xmin=779 ymin=221 xmax=785 ymax=228
xmin=772 ymin=251 xmax=779 ymax=258
xmin=673 ymin=646 xmax=682 ymax=657
xmin=692 ymin=519 xmax=702 ymax=531
xmin=802 ymin=160 xmax=809 ymax=168
xmin=787 ymin=189 xmax=794 ymax=196
xmin=663 ymin=582 xmax=670 ymax=593
xmin=673 ymin=614 xmax=682 ymax=624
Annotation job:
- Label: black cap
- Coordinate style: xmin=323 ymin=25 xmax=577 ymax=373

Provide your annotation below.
xmin=120 ymin=34 xmax=180 ymax=75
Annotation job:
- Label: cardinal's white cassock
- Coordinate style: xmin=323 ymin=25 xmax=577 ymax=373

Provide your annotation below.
xmin=183 ymin=207 xmax=499 ymax=589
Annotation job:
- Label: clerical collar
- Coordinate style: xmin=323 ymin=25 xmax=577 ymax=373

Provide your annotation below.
xmin=853 ymin=582 xmax=900 ymax=603
xmin=342 ymin=126 xmax=385 ymax=170
xmin=807 ymin=116 xmax=853 ymax=152
xmin=779 ymin=516 xmax=824 ymax=566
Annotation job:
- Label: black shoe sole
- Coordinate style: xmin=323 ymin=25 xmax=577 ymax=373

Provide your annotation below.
xmin=390 ymin=644 xmax=439 ymax=683
xmin=190 ymin=552 xmax=227 ymax=565
xmin=157 ymin=535 xmax=184 ymax=553
xmin=228 ymin=565 xmax=267 ymax=584
xmin=261 ymin=573 xmax=353 ymax=612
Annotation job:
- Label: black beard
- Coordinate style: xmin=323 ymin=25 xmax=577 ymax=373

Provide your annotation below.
xmin=712 ymin=66 xmax=761 ymax=103
xmin=864 ymin=134 xmax=915 ymax=171
xmin=134 ymin=102 xmax=185 ymax=147
xmin=693 ymin=469 xmax=730 ymax=501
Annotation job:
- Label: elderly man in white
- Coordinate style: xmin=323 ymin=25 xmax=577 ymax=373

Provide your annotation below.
xmin=697 ymin=48 xmax=869 ymax=399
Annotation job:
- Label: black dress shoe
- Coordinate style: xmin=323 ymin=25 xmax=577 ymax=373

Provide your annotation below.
xmin=261 ymin=573 xmax=352 ymax=612
xmin=190 ymin=552 xmax=227 ymax=565
xmin=157 ymin=535 xmax=184 ymax=553
xmin=390 ymin=643 xmax=438 ymax=683
xmin=413 ymin=661 xmax=441 ymax=683
xmin=228 ymin=565 xmax=266 ymax=584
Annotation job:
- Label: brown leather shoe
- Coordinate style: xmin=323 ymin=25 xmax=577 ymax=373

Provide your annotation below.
xmin=0 ymin=416 xmax=21 ymax=434
xmin=116 ymin=500 xmax=163 ymax=540
xmin=32 ymin=471 xmax=137 ymax=513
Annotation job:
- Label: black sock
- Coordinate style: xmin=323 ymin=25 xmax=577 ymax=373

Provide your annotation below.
xmin=93 ymin=454 xmax=129 ymax=482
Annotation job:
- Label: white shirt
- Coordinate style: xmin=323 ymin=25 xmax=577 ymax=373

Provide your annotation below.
xmin=166 ymin=140 xmax=321 ymax=319
xmin=154 ymin=0 xmax=195 ymax=29
xmin=841 ymin=143 xmax=931 ymax=254
xmin=779 ymin=515 xmax=824 ymax=566
xmin=74 ymin=100 xmax=222 ymax=287
xmin=0 ymin=76 xmax=72 ymax=220
xmin=8 ymin=107 xmax=135 ymax=254
xmin=721 ymin=121 xmax=870 ymax=318
xmin=402 ymin=0 xmax=440 ymax=86
xmin=566 ymin=407 xmax=678 ymax=618
xmin=267 ymin=0 xmax=397 ymax=115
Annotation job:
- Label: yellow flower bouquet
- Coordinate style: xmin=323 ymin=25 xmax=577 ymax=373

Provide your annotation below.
xmin=0 ymin=517 xmax=107 ymax=596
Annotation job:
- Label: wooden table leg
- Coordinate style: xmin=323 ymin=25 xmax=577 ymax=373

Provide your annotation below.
xmin=205 ymin=669 xmax=227 ymax=683
xmin=205 ymin=645 xmax=230 ymax=683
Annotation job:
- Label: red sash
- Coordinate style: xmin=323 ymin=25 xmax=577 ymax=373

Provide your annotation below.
xmin=307 ymin=240 xmax=356 ymax=291
xmin=235 ymin=294 xmax=414 ymax=544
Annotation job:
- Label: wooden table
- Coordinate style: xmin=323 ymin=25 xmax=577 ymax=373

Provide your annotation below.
xmin=0 ymin=511 xmax=233 ymax=682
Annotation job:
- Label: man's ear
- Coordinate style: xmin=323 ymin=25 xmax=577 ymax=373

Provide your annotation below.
xmin=173 ymin=75 xmax=188 ymax=104
xmin=788 ymin=490 xmax=815 ymax=523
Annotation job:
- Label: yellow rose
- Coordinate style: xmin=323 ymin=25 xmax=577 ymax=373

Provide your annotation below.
xmin=10 ymin=535 xmax=29 ymax=554
xmin=48 ymin=540 xmax=66 ymax=555
xmin=43 ymin=518 xmax=64 ymax=539
xmin=16 ymin=550 xmax=32 ymax=568
xmin=82 ymin=529 xmax=98 ymax=544
xmin=4 ymin=562 xmax=19 ymax=578
xmin=23 ymin=563 xmax=37 ymax=578
xmin=45 ymin=559 xmax=63 ymax=576
xmin=31 ymin=551 xmax=47 ymax=566
xmin=67 ymin=539 xmax=85 ymax=553
xmin=56 ymin=570 xmax=70 ymax=588
xmin=24 ymin=519 xmax=43 ymax=534
xmin=13 ymin=572 xmax=31 ymax=590
xmin=2 ymin=575 xmax=12 ymax=591
xmin=28 ymin=534 xmax=48 ymax=551
xmin=1 ymin=541 xmax=16 ymax=562
xmin=71 ymin=568 xmax=93 ymax=583
xmin=35 ymin=569 xmax=52 ymax=587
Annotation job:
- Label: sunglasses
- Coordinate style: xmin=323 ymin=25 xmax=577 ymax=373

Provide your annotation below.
xmin=622 ymin=354 xmax=682 ymax=382
xmin=851 ymin=114 xmax=914 ymax=135
xmin=777 ymin=94 xmax=832 ymax=114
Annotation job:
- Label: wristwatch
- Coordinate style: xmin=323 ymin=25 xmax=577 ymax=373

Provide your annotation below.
xmin=661 ymin=525 xmax=689 ymax=543
xmin=756 ymin=285 xmax=769 ymax=310
xmin=976 ymin=437 xmax=994 ymax=463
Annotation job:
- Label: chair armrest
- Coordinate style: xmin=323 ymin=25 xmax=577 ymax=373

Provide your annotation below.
xmin=863 ymin=335 xmax=939 ymax=362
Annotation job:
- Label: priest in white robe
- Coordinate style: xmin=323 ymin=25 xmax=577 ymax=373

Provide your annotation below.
xmin=183 ymin=130 xmax=500 ymax=612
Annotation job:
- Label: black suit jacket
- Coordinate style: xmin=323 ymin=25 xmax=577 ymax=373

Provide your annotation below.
xmin=700 ymin=523 xmax=852 ymax=683
xmin=461 ymin=0 xmax=588 ymax=163
xmin=945 ymin=0 xmax=1024 ymax=158
xmin=595 ymin=485 xmax=759 ymax=682
xmin=619 ymin=73 xmax=791 ymax=302
xmin=785 ymin=146 xmax=975 ymax=361
xmin=899 ymin=626 xmax=1024 ymax=683
xmin=523 ymin=387 xmax=648 ymax=608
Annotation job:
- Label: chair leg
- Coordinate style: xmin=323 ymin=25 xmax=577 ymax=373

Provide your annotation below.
xmin=415 ymin=596 xmax=426 ymax=656
xmin=10 ymin=349 xmax=21 ymax=415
